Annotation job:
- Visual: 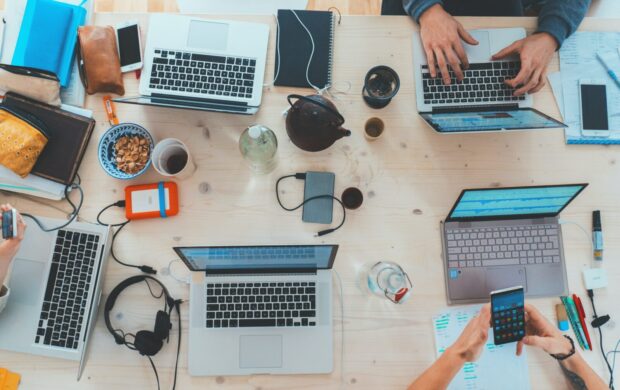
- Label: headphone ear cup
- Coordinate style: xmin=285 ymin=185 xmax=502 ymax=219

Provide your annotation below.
xmin=154 ymin=310 xmax=171 ymax=340
xmin=134 ymin=330 xmax=163 ymax=356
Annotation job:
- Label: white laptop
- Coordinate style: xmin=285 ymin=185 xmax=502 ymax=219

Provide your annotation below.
xmin=412 ymin=28 xmax=565 ymax=133
xmin=115 ymin=14 xmax=270 ymax=115
xmin=0 ymin=216 xmax=111 ymax=379
xmin=173 ymin=245 xmax=336 ymax=376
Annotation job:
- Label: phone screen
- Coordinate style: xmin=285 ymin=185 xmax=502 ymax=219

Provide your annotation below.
xmin=581 ymin=84 xmax=609 ymax=131
xmin=491 ymin=286 xmax=525 ymax=345
xmin=117 ymin=24 xmax=141 ymax=67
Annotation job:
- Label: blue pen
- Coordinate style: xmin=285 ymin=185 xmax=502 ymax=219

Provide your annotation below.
xmin=597 ymin=52 xmax=620 ymax=89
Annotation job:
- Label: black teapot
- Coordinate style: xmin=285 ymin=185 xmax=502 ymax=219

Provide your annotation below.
xmin=286 ymin=94 xmax=351 ymax=152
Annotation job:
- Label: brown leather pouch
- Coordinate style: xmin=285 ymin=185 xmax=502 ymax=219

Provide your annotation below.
xmin=0 ymin=106 xmax=48 ymax=178
xmin=77 ymin=26 xmax=125 ymax=95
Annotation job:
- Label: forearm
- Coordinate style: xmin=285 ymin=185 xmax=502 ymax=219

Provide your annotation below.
xmin=559 ymin=353 xmax=608 ymax=390
xmin=402 ymin=0 xmax=443 ymax=22
xmin=0 ymin=256 xmax=10 ymax=287
xmin=536 ymin=0 xmax=591 ymax=47
xmin=408 ymin=348 xmax=464 ymax=390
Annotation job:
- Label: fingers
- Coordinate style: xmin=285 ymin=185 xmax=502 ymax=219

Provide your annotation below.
xmin=493 ymin=40 xmax=521 ymax=60
xmin=505 ymin=64 xmax=532 ymax=91
xmin=516 ymin=340 xmax=524 ymax=356
xmin=530 ymin=74 xmax=547 ymax=94
xmin=434 ymin=48 xmax=451 ymax=85
xmin=446 ymin=50 xmax=464 ymax=81
xmin=514 ymin=68 xmax=542 ymax=96
xmin=457 ymin=24 xmax=478 ymax=46
xmin=479 ymin=303 xmax=491 ymax=326
xmin=425 ymin=47 xmax=437 ymax=78
xmin=453 ymin=41 xmax=469 ymax=70
xmin=0 ymin=204 xmax=11 ymax=212
xmin=522 ymin=335 xmax=551 ymax=352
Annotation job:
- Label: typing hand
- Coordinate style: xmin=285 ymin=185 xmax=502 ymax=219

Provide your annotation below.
xmin=0 ymin=204 xmax=26 ymax=260
xmin=448 ymin=304 xmax=491 ymax=362
xmin=419 ymin=4 xmax=478 ymax=85
xmin=492 ymin=33 xmax=558 ymax=96
xmin=516 ymin=304 xmax=572 ymax=356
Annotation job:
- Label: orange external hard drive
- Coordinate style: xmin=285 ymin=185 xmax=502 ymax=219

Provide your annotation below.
xmin=125 ymin=182 xmax=179 ymax=220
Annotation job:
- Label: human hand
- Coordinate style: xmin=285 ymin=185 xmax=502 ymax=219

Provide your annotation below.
xmin=516 ymin=304 xmax=573 ymax=356
xmin=0 ymin=204 xmax=26 ymax=260
xmin=448 ymin=304 xmax=491 ymax=362
xmin=419 ymin=4 xmax=478 ymax=85
xmin=492 ymin=32 xmax=557 ymax=96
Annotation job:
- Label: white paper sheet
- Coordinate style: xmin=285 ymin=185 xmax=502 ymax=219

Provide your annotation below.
xmin=177 ymin=0 xmax=308 ymax=14
xmin=433 ymin=305 xmax=530 ymax=390
xmin=559 ymin=32 xmax=620 ymax=144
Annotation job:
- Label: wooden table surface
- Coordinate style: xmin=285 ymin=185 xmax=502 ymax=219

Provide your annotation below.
xmin=1 ymin=14 xmax=619 ymax=390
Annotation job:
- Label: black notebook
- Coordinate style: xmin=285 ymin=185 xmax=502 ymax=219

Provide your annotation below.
xmin=274 ymin=9 xmax=335 ymax=89
xmin=2 ymin=92 xmax=95 ymax=185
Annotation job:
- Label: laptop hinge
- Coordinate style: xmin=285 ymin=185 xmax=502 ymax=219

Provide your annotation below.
xmin=151 ymin=93 xmax=250 ymax=107
xmin=204 ymin=268 xmax=318 ymax=276
xmin=431 ymin=103 xmax=519 ymax=114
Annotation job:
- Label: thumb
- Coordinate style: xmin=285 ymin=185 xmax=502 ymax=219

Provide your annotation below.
xmin=522 ymin=335 xmax=551 ymax=352
xmin=493 ymin=41 xmax=520 ymax=60
xmin=458 ymin=24 xmax=478 ymax=45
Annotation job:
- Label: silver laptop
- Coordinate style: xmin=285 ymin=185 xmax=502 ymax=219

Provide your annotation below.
xmin=441 ymin=184 xmax=588 ymax=304
xmin=412 ymin=28 xmax=566 ymax=133
xmin=173 ymin=245 xmax=336 ymax=376
xmin=0 ymin=216 xmax=111 ymax=379
xmin=114 ymin=14 xmax=269 ymax=114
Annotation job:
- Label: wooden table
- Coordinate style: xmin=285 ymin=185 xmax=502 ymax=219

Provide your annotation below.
xmin=1 ymin=14 xmax=619 ymax=390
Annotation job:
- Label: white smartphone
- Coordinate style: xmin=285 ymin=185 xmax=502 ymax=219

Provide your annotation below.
xmin=579 ymin=79 xmax=610 ymax=138
xmin=115 ymin=20 xmax=143 ymax=73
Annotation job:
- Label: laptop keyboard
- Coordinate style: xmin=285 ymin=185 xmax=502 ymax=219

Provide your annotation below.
xmin=422 ymin=61 xmax=525 ymax=105
xmin=149 ymin=49 xmax=257 ymax=98
xmin=205 ymin=282 xmax=317 ymax=328
xmin=446 ymin=225 xmax=560 ymax=268
xmin=35 ymin=230 xmax=99 ymax=349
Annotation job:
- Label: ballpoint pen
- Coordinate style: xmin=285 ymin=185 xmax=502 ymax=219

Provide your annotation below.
xmin=597 ymin=52 xmax=620 ymax=89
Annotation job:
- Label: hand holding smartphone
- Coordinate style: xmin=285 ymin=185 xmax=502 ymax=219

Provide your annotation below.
xmin=1 ymin=209 xmax=17 ymax=239
xmin=490 ymin=286 xmax=525 ymax=345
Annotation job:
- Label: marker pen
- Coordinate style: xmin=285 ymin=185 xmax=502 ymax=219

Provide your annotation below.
xmin=593 ymin=210 xmax=603 ymax=261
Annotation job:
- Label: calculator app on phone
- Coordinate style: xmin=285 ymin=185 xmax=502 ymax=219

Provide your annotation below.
xmin=491 ymin=286 xmax=525 ymax=345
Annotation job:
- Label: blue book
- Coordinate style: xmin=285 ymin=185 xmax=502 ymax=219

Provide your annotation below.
xmin=12 ymin=0 xmax=86 ymax=87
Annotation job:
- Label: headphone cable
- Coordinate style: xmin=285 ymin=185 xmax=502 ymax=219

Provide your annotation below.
xmin=146 ymin=355 xmax=160 ymax=390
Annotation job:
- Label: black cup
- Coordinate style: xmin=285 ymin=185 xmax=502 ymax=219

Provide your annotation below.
xmin=342 ymin=187 xmax=364 ymax=210
xmin=363 ymin=65 xmax=400 ymax=109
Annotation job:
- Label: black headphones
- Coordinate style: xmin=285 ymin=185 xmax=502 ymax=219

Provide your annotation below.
xmin=104 ymin=275 xmax=182 ymax=390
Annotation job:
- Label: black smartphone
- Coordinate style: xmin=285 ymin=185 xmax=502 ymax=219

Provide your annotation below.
xmin=302 ymin=172 xmax=335 ymax=224
xmin=2 ymin=209 xmax=17 ymax=239
xmin=490 ymin=286 xmax=525 ymax=345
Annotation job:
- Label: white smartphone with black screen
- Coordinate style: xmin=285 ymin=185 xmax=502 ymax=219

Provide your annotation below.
xmin=115 ymin=20 xmax=143 ymax=73
xmin=579 ymin=79 xmax=610 ymax=138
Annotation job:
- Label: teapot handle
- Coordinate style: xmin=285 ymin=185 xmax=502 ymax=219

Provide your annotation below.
xmin=287 ymin=94 xmax=345 ymax=125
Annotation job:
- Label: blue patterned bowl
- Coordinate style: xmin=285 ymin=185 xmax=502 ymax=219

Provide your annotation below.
xmin=98 ymin=123 xmax=154 ymax=180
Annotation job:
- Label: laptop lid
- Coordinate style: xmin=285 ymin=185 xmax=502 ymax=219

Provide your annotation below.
xmin=173 ymin=245 xmax=338 ymax=274
xmin=113 ymin=94 xmax=257 ymax=115
xmin=420 ymin=105 xmax=566 ymax=134
xmin=446 ymin=184 xmax=588 ymax=222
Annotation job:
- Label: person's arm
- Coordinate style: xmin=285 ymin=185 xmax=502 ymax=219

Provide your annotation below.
xmin=409 ymin=304 xmax=491 ymax=390
xmin=536 ymin=0 xmax=592 ymax=48
xmin=402 ymin=0 xmax=443 ymax=22
xmin=0 ymin=204 xmax=27 ymax=314
xmin=517 ymin=304 xmax=607 ymax=390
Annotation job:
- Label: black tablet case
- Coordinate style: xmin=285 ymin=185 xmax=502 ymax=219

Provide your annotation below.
xmin=274 ymin=10 xmax=335 ymax=89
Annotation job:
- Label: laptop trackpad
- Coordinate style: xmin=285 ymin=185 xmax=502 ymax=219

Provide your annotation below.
xmin=486 ymin=267 xmax=526 ymax=292
xmin=239 ymin=335 xmax=283 ymax=369
xmin=10 ymin=259 xmax=46 ymax=306
xmin=464 ymin=30 xmax=491 ymax=61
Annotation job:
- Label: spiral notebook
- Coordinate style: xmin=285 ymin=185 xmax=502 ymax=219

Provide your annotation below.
xmin=274 ymin=9 xmax=335 ymax=89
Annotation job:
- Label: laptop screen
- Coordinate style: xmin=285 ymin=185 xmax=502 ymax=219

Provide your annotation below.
xmin=447 ymin=184 xmax=587 ymax=221
xmin=420 ymin=108 xmax=566 ymax=133
xmin=173 ymin=245 xmax=338 ymax=273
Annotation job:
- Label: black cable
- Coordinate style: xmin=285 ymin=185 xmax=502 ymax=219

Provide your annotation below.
xmin=275 ymin=173 xmax=346 ymax=236
xmin=588 ymin=289 xmax=615 ymax=389
xmin=97 ymin=201 xmax=156 ymax=274
xmin=22 ymin=182 xmax=84 ymax=232
xmin=172 ymin=300 xmax=182 ymax=390
xmin=146 ymin=355 xmax=161 ymax=390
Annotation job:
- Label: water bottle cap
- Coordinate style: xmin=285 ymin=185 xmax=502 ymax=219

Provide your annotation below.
xmin=248 ymin=126 xmax=262 ymax=139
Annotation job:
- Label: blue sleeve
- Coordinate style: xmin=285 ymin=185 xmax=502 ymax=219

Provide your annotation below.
xmin=536 ymin=0 xmax=591 ymax=47
xmin=402 ymin=0 xmax=443 ymax=22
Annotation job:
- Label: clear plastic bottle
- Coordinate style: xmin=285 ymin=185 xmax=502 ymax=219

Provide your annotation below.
xmin=239 ymin=124 xmax=278 ymax=174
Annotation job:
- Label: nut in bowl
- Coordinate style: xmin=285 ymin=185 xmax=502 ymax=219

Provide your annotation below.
xmin=98 ymin=123 xmax=154 ymax=179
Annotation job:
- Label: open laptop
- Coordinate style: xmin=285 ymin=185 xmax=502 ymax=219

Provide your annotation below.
xmin=0 ymin=216 xmax=111 ymax=379
xmin=114 ymin=14 xmax=270 ymax=114
xmin=441 ymin=184 xmax=587 ymax=304
xmin=173 ymin=245 xmax=337 ymax=376
xmin=412 ymin=28 xmax=566 ymax=133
